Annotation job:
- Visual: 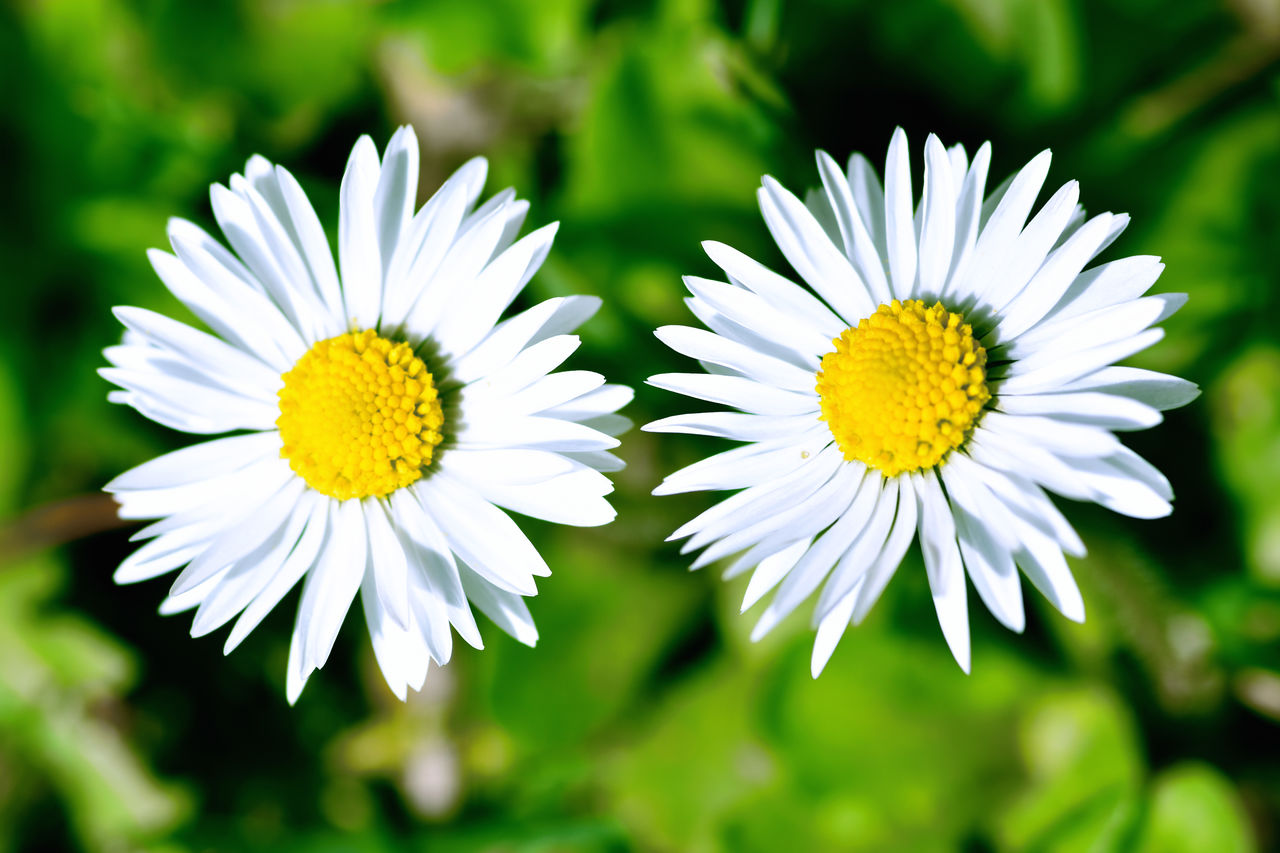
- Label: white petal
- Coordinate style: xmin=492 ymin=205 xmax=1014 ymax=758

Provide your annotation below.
xmin=683 ymin=276 xmax=833 ymax=361
xmin=112 ymin=307 xmax=280 ymax=398
xmin=372 ymin=126 xmax=419 ymax=274
xmin=432 ymin=223 xmax=559 ymax=360
xmin=953 ymin=503 xmax=1025 ymax=633
xmin=646 ymin=373 xmax=816 ymax=416
xmin=993 ymin=327 xmax=1165 ymax=396
xmin=671 ymin=445 xmax=845 ymax=545
xmin=741 ymin=538 xmax=811 ymax=612
xmin=414 ymin=475 xmax=548 ymax=596
xmin=814 ymin=151 xmax=891 ymax=305
xmin=99 ymin=367 xmax=279 ymax=434
xmin=847 ymin=152 xmax=887 ymax=256
xmin=758 ymin=176 xmax=874 ymax=324
xmin=690 ymin=452 xmax=855 ymax=568
xmin=811 ymin=582 xmax=860 ymax=677
xmin=656 ymin=325 xmax=819 ymax=392
xmin=228 ymin=489 xmax=328 ymax=652
xmin=979 ymin=411 xmax=1120 ymax=459
xmin=850 ymin=476 xmax=918 ymax=625
xmin=338 ymin=135 xmax=383 ymax=327
xmin=810 ymin=476 xmax=897 ymax=623
xmin=450 ymin=296 xmax=600 ymax=385
xmin=941 ymin=142 xmax=991 ymax=298
xmin=916 ymin=135 xmax=957 ymax=297
xmin=913 ymin=470 xmax=970 ymax=672
xmin=980 ymin=181 xmax=1080 ymax=313
xmin=457 ymin=562 xmax=538 ymax=646
xmin=298 ymin=497 xmax=368 ymax=673
xmin=169 ymin=476 xmax=306 ymax=596
xmin=653 ymin=425 xmax=831 ymax=495
xmin=1032 ymin=256 xmax=1164 ymax=331
xmin=755 ymin=468 xmax=874 ymax=634
xmin=954 ymin=150 xmax=1052 ymax=305
xmin=273 ymin=164 xmax=346 ymax=332
xmin=106 ymin=432 xmax=279 ymax=493
xmin=883 ymin=128 xmax=917 ymax=300
xmin=365 ymin=498 xmax=411 ymax=630
xmin=995 ymin=391 xmax=1161 ymax=431
xmin=390 ymin=489 xmax=483 ymax=651
xmin=1050 ymin=366 xmax=1199 ymax=411
xmin=643 ymin=411 xmax=816 ymax=442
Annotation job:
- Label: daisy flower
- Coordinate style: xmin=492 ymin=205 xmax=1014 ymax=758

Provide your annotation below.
xmin=645 ymin=129 xmax=1197 ymax=675
xmin=103 ymin=127 xmax=630 ymax=702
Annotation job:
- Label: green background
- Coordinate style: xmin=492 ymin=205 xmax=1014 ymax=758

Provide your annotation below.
xmin=1 ymin=0 xmax=1278 ymax=850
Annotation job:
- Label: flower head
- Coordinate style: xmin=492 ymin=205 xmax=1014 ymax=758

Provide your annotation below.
xmin=103 ymin=127 xmax=630 ymax=702
xmin=646 ymin=129 xmax=1197 ymax=675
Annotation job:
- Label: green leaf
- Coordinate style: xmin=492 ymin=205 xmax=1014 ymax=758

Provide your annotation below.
xmin=1135 ymin=763 xmax=1256 ymax=853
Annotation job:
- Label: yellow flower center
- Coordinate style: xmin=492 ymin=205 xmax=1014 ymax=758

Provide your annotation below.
xmin=816 ymin=299 xmax=989 ymax=477
xmin=277 ymin=329 xmax=444 ymax=501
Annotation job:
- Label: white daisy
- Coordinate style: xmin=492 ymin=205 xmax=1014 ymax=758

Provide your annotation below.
xmin=103 ymin=126 xmax=630 ymax=703
xmin=645 ymin=129 xmax=1197 ymax=675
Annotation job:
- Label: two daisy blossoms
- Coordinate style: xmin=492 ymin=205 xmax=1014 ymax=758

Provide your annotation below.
xmin=103 ymin=126 xmax=1195 ymax=700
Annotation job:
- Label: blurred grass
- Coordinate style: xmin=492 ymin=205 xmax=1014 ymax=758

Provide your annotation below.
xmin=1 ymin=0 xmax=1278 ymax=850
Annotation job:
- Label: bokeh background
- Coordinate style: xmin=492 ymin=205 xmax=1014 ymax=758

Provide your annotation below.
xmin=2 ymin=0 xmax=1279 ymax=850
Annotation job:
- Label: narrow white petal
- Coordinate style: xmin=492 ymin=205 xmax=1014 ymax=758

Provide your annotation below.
xmin=993 ymin=327 xmax=1165 ymax=395
xmin=741 ymin=538 xmax=810 ymax=612
xmin=955 ymin=150 xmax=1052 ymax=304
xmin=941 ymin=142 xmax=991 ymax=298
xmin=882 ymin=128 xmax=917 ymax=300
xmin=672 ymin=446 xmax=845 ymax=545
xmin=372 ymin=126 xmax=419 ymax=273
xmin=457 ymin=562 xmax=538 ymax=646
xmin=810 ymin=477 xmax=897 ymax=622
xmin=106 ymin=432 xmax=279 ymax=493
xmin=646 ymin=373 xmax=816 ymax=416
xmin=916 ymin=134 xmax=957 ymax=296
xmin=169 ymin=476 xmax=306 ymax=596
xmin=756 ymin=468 xmax=872 ymax=632
xmin=811 ymin=583 xmax=860 ymax=677
xmin=1049 ymin=366 xmax=1199 ymax=411
xmin=643 ymin=411 xmax=816 ymax=442
xmin=656 ymin=325 xmax=819 ymax=392
xmin=683 ymin=276 xmax=833 ymax=361
xmin=390 ymin=489 xmax=483 ymax=651
xmin=432 ymin=223 xmax=559 ymax=360
xmin=981 ymin=181 xmax=1080 ymax=313
xmin=995 ymin=391 xmax=1161 ymax=431
xmin=847 ymin=152 xmax=887 ymax=256
xmin=112 ymin=307 xmax=280 ymax=398
xmin=1032 ymin=256 xmax=1164 ymax=331
xmin=365 ymin=499 xmax=411 ymax=630
xmin=274 ymin=164 xmax=346 ymax=332
xmin=414 ymin=475 xmax=548 ymax=596
xmin=913 ymin=470 xmax=970 ymax=672
xmin=814 ymin=152 xmax=891 ymax=306
xmin=980 ymin=411 xmax=1120 ymax=459
xmin=338 ymin=135 xmax=383 ymax=326
xmin=850 ymin=476 xmax=918 ymax=624
xmin=758 ymin=176 xmax=874 ymax=324
xmin=954 ymin=505 xmax=1025 ymax=633
xmin=299 ymin=497 xmax=367 ymax=673
xmin=654 ymin=425 xmax=831 ymax=496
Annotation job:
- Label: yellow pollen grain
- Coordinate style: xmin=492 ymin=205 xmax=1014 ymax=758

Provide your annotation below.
xmin=816 ymin=299 xmax=990 ymax=477
xmin=276 ymin=329 xmax=444 ymax=501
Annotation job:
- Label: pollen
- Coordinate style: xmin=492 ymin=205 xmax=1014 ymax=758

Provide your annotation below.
xmin=277 ymin=329 xmax=444 ymax=501
xmin=816 ymin=299 xmax=990 ymax=477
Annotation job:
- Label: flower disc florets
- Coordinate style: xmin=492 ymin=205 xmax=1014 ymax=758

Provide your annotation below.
xmin=277 ymin=329 xmax=444 ymax=500
xmin=817 ymin=299 xmax=989 ymax=477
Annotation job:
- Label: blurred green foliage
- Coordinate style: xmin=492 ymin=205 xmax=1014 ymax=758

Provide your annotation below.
xmin=1 ymin=0 xmax=1278 ymax=850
